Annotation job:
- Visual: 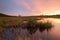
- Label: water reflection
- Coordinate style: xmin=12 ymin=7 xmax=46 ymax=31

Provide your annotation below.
xmin=39 ymin=18 xmax=60 ymax=40
xmin=2 ymin=18 xmax=60 ymax=40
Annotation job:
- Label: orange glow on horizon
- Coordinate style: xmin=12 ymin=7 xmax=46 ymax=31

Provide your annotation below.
xmin=40 ymin=10 xmax=60 ymax=16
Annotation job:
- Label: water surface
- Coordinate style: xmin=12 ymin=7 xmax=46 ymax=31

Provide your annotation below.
xmin=2 ymin=18 xmax=60 ymax=40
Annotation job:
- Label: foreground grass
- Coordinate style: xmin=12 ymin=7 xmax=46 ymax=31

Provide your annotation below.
xmin=0 ymin=17 xmax=23 ymax=26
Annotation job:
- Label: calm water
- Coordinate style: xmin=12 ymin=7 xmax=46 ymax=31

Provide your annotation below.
xmin=2 ymin=18 xmax=60 ymax=40
xmin=37 ymin=18 xmax=60 ymax=40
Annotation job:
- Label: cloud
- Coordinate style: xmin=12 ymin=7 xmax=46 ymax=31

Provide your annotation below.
xmin=14 ymin=0 xmax=32 ymax=11
xmin=14 ymin=0 xmax=60 ymax=15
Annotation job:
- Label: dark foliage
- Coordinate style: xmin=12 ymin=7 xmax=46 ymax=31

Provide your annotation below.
xmin=38 ymin=22 xmax=53 ymax=32
xmin=26 ymin=19 xmax=38 ymax=35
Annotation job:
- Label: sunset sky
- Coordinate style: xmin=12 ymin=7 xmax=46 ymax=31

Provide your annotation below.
xmin=0 ymin=0 xmax=60 ymax=16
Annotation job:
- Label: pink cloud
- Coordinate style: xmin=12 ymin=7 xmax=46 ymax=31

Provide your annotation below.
xmin=14 ymin=0 xmax=60 ymax=15
xmin=20 ymin=1 xmax=32 ymax=10
xmin=14 ymin=0 xmax=32 ymax=11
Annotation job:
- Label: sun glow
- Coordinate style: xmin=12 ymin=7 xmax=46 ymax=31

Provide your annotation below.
xmin=42 ymin=10 xmax=60 ymax=15
xmin=43 ymin=14 xmax=55 ymax=15
xmin=54 ymin=10 xmax=60 ymax=15
xmin=42 ymin=11 xmax=56 ymax=15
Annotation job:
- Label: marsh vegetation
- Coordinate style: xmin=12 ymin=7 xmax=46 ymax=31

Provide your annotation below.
xmin=0 ymin=17 xmax=54 ymax=40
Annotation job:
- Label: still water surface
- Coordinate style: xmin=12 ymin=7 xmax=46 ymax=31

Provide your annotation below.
xmin=38 ymin=18 xmax=60 ymax=40
xmin=2 ymin=18 xmax=60 ymax=40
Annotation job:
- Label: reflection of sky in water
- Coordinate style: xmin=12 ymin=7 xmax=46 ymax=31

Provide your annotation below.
xmin=2 ymin=18 xmax=60 ymax=40
xmin=42 ymin=18 xmax=60 ymax=40
xmin=32 ymin=18 xmax=60 ymax=40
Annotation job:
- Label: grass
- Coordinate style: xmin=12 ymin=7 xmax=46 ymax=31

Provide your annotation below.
xmin=0 ymin=17 xmax=39 ymax=28
xmin=0 ymin=17 xmax=53 ymax=40
xmin=0 ymin=17 xmax=23 ymax=27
